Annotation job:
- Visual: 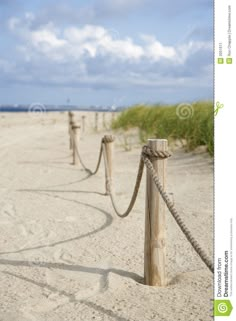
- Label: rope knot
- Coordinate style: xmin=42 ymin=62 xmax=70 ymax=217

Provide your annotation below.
xmin=142 ymin=145 xmax=171 ymax=160
xmin=102 ymin=135 xmax=115 ymax=144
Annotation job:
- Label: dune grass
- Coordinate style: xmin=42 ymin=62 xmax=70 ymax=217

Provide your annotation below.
xmin=112 ymin=101 xmax=214 ymax=155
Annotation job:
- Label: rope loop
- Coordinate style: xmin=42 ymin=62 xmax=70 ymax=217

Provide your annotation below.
xmin=102 ymin=135 xmax=115 ymax=144
xmin=142 ymin=145 xmax=171 ymax=160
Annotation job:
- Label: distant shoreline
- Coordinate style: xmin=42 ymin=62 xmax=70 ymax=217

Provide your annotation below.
xmin=0 ymin=107 xmax=119 ymax=113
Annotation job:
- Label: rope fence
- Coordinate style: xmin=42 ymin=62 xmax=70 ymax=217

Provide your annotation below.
xmin=68 ymin=112 xmax=213 ymax=286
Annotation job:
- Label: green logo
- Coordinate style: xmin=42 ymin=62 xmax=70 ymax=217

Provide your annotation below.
xmin=214 ymin=101 xmax=224 ymax=116
xmin=218 ymin=58 xmax=224 ymax=64
xmin=214 ymin=300 xmax=233 ymax=316
xmin=226 ymin=57 xmax=232 ymax=64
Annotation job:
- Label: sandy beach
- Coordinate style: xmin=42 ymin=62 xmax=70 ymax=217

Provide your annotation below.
xmin=0 ymin=111 xmax=213 ymax=321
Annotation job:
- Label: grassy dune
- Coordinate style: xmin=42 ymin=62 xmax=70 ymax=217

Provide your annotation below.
xmin=112 ymin=101 xmax=214 ymax=155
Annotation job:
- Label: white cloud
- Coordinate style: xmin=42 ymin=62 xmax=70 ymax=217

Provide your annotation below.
xmin=141 ymin=35 xmax=177 ymax=61
xmin=4 ymin=13 xmax=213 ymax=91
xmin=8 ymin=16 xmax=181 ymax=63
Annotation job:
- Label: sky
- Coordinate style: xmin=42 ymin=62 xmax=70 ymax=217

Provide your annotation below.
xmin=0 ymin=0 xmax=213 ymax=107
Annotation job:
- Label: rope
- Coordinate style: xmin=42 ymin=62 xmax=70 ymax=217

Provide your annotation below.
xmin=102 ymin=135 xmax=115 ymax=144
xmin=142 ymin=153 xmax=214 ymax=274
xmin=69 ymin=125 xmax=213 ymax=273
xmin=71 ymin=130 xmax=103 ymax=175
xmin=103 ymin=144 xmax=144 ymax=218
xmin=142 ymin=145 xmax=172 ymax=160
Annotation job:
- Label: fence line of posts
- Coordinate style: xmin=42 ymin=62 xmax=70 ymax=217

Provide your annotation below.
xmin=67 ymin=111 xmax=213 ymax=287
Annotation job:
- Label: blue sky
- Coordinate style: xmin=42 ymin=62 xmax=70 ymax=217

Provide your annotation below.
xmin=0 ymin=0 xmax=213 ymax=106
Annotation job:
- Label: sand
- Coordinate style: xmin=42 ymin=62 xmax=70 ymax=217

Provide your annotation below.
xmin=0 ymin=111 xmax=213 ymax=321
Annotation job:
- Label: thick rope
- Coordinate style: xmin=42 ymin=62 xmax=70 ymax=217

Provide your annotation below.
xmin=103 ymin=144 xmax=144 ymax=218
xmin=102 ymin=135 xmax=115 ymax=144
xmin=142 ymin=153 xmax=214 ymax=273
xmin=70 ymin=126 xmax=213 ymax=273
xmin=71 ymin=130 xmax=103 ymax=175
xmin=142 ymin=145 xmax=172 ymax=160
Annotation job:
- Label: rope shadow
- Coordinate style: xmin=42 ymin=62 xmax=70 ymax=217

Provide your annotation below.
xmin=0 ymin=259 xmax=143 ymax=284
xmin=0 ymin=193 xmax=113 ymax=256
xmin=18 ymin=161 xmax=69 ymax=165
xmin=2 ymin=266 xmax=142 ymax=319
xmin=18 ymin=189 xmax=106 ymax=196
xmin=17 ymin=161 xmax=88 ymax=173
xmin=2 ymin=270 xmax=75 ymax=302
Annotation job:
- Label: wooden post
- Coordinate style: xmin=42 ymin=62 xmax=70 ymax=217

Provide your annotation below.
xmin=82 ymin=115 xmax=86 ymax=133
xmin=95 ymin=112 xmax=98 ymax=132
xmin=69 ymin=120 xmax=75 ymax=150
xmin=72 ymin=125 xmax=80 ymax=165
xmin=103 ymin=135 xmax=114 ymax=195
xmin=68 ymin=112 xmax=72 ymax=135
xmin=68 ymin=112 xmax=75 ymax=150
xmin=102 ymin=113 xmax=106 ymax=129
xmin=144 ymin=139 xmax=168 ymax=286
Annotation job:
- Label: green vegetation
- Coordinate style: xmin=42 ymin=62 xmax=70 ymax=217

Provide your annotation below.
xmin=112 ymin=101 xmax=214 ymax=156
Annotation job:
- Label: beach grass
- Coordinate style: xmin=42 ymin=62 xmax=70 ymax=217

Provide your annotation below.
xmin=112 ymin=101 xmax=214 ymax=155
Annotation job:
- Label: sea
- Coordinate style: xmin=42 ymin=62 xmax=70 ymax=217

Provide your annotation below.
xmin=0 ymin=105 xmax=120 ymax=113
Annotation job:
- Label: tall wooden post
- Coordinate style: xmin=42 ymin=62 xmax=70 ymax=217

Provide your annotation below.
xmin=103 ymin=135 xmax=114 ymax=195
xmin=68 ymin=112 xmax=75 ymax=150
xmin=69 ymin=120 xmax=75 ymax=150
xmin=102 ymin=113 xmax=106 ymax=129
xmin=72 ymin=125 xmax=80 ymax=166
xmin=82 ymin=115 xmax=86 ymax=133
xmin=95 ymin=112 xmax=98 ymax=132
xmin=144 ymin=139 xmax=168 ymax=286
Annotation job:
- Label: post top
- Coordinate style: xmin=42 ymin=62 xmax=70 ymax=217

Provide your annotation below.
xmin=148 ymin=139 xmax=167 ymax=142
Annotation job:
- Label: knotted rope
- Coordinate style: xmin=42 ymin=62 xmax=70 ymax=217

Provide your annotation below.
xmin=70 ymin=126 xmax=213 ymax=273
xmin=141 ymin=153 xmax=213 ymax=274
xmin=103 ymin=143 xmax=213 ymax=273
xmin=102 ymin=135 xmax=115 ymax=144
xmin=142 ymin=145 xmax=172 ymax=160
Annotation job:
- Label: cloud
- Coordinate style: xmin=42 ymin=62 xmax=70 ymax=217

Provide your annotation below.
xmin=1 ymin=13 xmax=213 ymax=93
xmin=5 ymin=0 xmax=212 ymax=31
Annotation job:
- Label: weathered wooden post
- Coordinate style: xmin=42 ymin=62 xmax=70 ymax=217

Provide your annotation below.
xmin=68 ymin=112 xmax=72 ymax=136
xmin=103 ymin=135 xmax=114 ymax=195
xmin=82 ymin=115 xmax=86 ymax=133
xmin=68 ymin=112 xmax=75 ymax=150
xmin=102 ymin=113 xmax=106 ymax=129
xmin=95 ymin=112 xmax=98 ymax=132
xmin=144 ymin=139 xmax=168 ymax=286
xmin=72 ymin=125 xmax=80 ymax=166
xmin=69 ymin=120 xmax=75 ymax=150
